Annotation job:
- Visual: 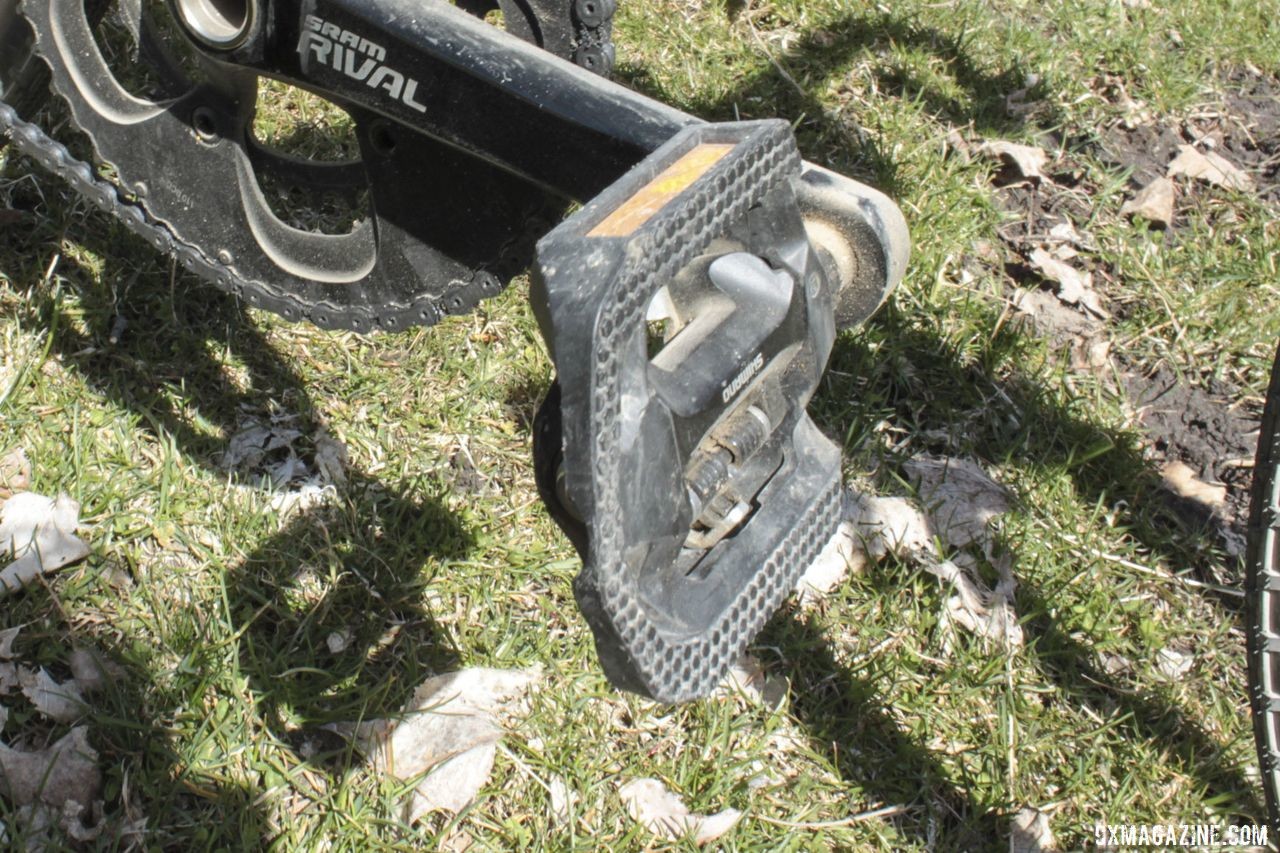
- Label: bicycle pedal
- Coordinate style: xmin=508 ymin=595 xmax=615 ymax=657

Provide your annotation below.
xmin=531 ymin=121 xmax=845 ymax=702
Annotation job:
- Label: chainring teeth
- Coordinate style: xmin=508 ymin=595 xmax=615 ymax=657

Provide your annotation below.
xmin=7 ymin=0 xmax=609 ymax=331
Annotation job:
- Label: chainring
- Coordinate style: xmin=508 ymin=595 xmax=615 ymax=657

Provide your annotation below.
xmin=1 ymin=0 xmax=610 ymax=331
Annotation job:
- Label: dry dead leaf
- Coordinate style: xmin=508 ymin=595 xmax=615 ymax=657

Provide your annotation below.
xmin=1028 ymin=248 xmax=1108 ymax=318
xmin=1121 ymin=177 xmax=1175 ymax=227
xmin=1046 ymin=220 xmax=1095 ymax=251
xmin=618 ymin=778 xmax=742 ymax=846
xmin=356 ymin=666 xmax=540 ymax=823
xmin=1100 ymin=652 xmax=1133 ymax=676
xmin=978 ymin=140 xmax=1050 ymax=183
xmin=719 ymin=654 xmax=788 ymax=709
xmin=326 ymin=629 xmax=352 ymax=655
xmin=267 ymin=482 xmax=333 ymax=517
xmin=1011 ymin=807 xmax=1057 ymax=852
xmin=314 ymin=429 xmax=349 ymax=487
xmin=1069 ymin=335 xmax=1113 ymax=374
xmin=548 ymin=774 xmax=577 ymax=825
xmin=847 ymin=493 xmax=933 ymax=557
xmin=1157 ymin=646 xmax=1193 ymax=679
xmin=220 ymin=417 xmax=303 ymax=471
xmin=0 ymin=493 xmax=91 ymax=597
xmin=0 ymin=449 xmax=30 ymax=501
xmin=903 ymin=455 xmax=1010 ymax=549
xmin=0 ymin=663 xmax=16 ymax=695
xmin=1167 ymin=144 xmax=1254 ymax=192
xmin=0 ymin=627 xmax=19 ymax=660
xmin=932 ymin=552 xmax=1024 ymax=651
xmin=1013 ymin=288 xmax=1102 ymax=346
xmin=845 ymin=487 xmax=1022 ymax=649
xmin=944 ymin=129 xmax=971 ymax=163
xmin=19 ymin=667 xmax=88 ymax=723
xmin=68 ymin=648 xmax=123 ymax=694
xmin=744 ymin=759 xmax=784 ymax=790
xmin=795 ymin=521 xmax=865 ymax=603
xmin=1160 ymin=460 xmax=1226 ymax=510
xmin=0 ymin=726 xmax=101 ymax=812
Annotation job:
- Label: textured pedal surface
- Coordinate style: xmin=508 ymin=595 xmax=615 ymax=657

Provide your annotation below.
xmin=533 ymin=121 xmax=841 ymax=702
xmin=1247 ymin=340 xmax=1280 ymax=835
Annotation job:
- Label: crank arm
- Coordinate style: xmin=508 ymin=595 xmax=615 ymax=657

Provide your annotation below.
xmin=172 ymin=0 xmax=695 ymax=199
xmin=532 ymin=121 xmax=890 ymax=702
xmin=98 ymin=0 xmax=906 ymax=322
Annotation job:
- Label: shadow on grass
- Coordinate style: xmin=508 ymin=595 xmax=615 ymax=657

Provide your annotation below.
xmin=752 ymin=305 xmax=1262 ymax=847
xmin=761 ymin=605 xmax=1006 ymax=848
xmin=2 ymin=240 xmax=474 ymax=843
xmin=616 ymin=5 xmax=1056 ymax=192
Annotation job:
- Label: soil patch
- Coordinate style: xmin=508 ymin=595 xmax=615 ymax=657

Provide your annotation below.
xmin=1097 ymin=67 xmax=1280 ymax=205
xmin=1219 ymin=68 xmax=1280 ymax=204
xmin=1122 ymin=362 xmax=1259 ymax=554
xmin=1094 ymin=122 xmax=1187 ymax=188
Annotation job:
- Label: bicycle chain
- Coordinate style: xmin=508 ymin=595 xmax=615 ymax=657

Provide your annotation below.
xmin=0 ymin=5 xmax=615 ymax=333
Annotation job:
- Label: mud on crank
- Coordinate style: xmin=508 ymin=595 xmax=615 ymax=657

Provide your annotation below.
xmin=0 ymin=0 xmax=907 ymax=700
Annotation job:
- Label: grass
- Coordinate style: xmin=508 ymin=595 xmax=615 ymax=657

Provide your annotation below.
xmin=2 ymin=0 xmax=1280 ymax=848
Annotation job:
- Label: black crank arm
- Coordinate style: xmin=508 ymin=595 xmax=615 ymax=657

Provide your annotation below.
xmin=531 ymin=121 xmax=851 ymax=702
xmin=168 ymin=0 xmax=907 ymax=312
xmin=179 ymin=0 xmax=695 ymax=199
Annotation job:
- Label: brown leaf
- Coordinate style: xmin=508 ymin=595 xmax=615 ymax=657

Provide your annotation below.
xmin=547 ymin=774 xmax=578 ymax=826
xmin=1157 ymin=645 xmax=1194 ymax=679
xmin=19 ymin=667 xmax=88 ymax=723
xmin=1011 ymin=807 xmax=1057 ymax=852
xmin=1069 ymin=334 xmax=1113 ymax=374
xmin=1121 ymin=177 xmax=1175 ymax=227
xmin=1167 ymin=144 xmax=1254 ymax=192
xmin=933 ymin=552 xmax=1024 ymax=651
xmin=313 ymin=428 xmax=349 ymax=487
xmin=618 ymin=778 xmax=742 ymax=846
xmin=847 ymin=493 xmax=933 ymax=558
xmin=1160 ymin=460 xmax=1226 ymax=510
xmin=352 ymin=666 xmax=540 ymax=822
xmin=903 ymin=455 xmax=1010 ymax=550
xmin=68 ymin=648 xmax=124 ymax=694
xmin=1028 ymin=248 xmax=1108 ymax=318
xmin=719 ymin=654 xmax=789 ymax=709
xmin=0 ymin=492 xmax=91 ymax=597
xmin=0 ymin=726 xmax=101 ymax=812
xmin=796 ymin=521 xmax=866 ymax=603
xmin=977 ymin=140 xmax=1049 ymax=183
xmin=0 ymin=627 xmax=19 ymax=660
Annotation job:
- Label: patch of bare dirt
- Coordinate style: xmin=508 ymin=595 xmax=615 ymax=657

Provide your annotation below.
xmin=1098 ymin=67 xmax=1280 ymax=206
xmin=1219 ymin=68 xmax=1280 ymax=204
xmin=966 ymin=71 xmax=1275 ymax=558
xmin=1095 ymin=122 xmax=1187 ymax=188
xmin=1122 ymin=362 xmax=1258 ymax=554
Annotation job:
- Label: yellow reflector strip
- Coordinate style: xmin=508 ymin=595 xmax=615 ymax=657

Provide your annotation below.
xmin=587 ymin=143 xmax=735 ymax=238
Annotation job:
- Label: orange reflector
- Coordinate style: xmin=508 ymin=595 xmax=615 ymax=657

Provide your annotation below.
xmin=587 ymin=143 xmax=735 ymax=238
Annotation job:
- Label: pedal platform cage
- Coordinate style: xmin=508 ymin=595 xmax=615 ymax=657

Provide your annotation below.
xmin=532 ymin=120 xmax=842 ymax=702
